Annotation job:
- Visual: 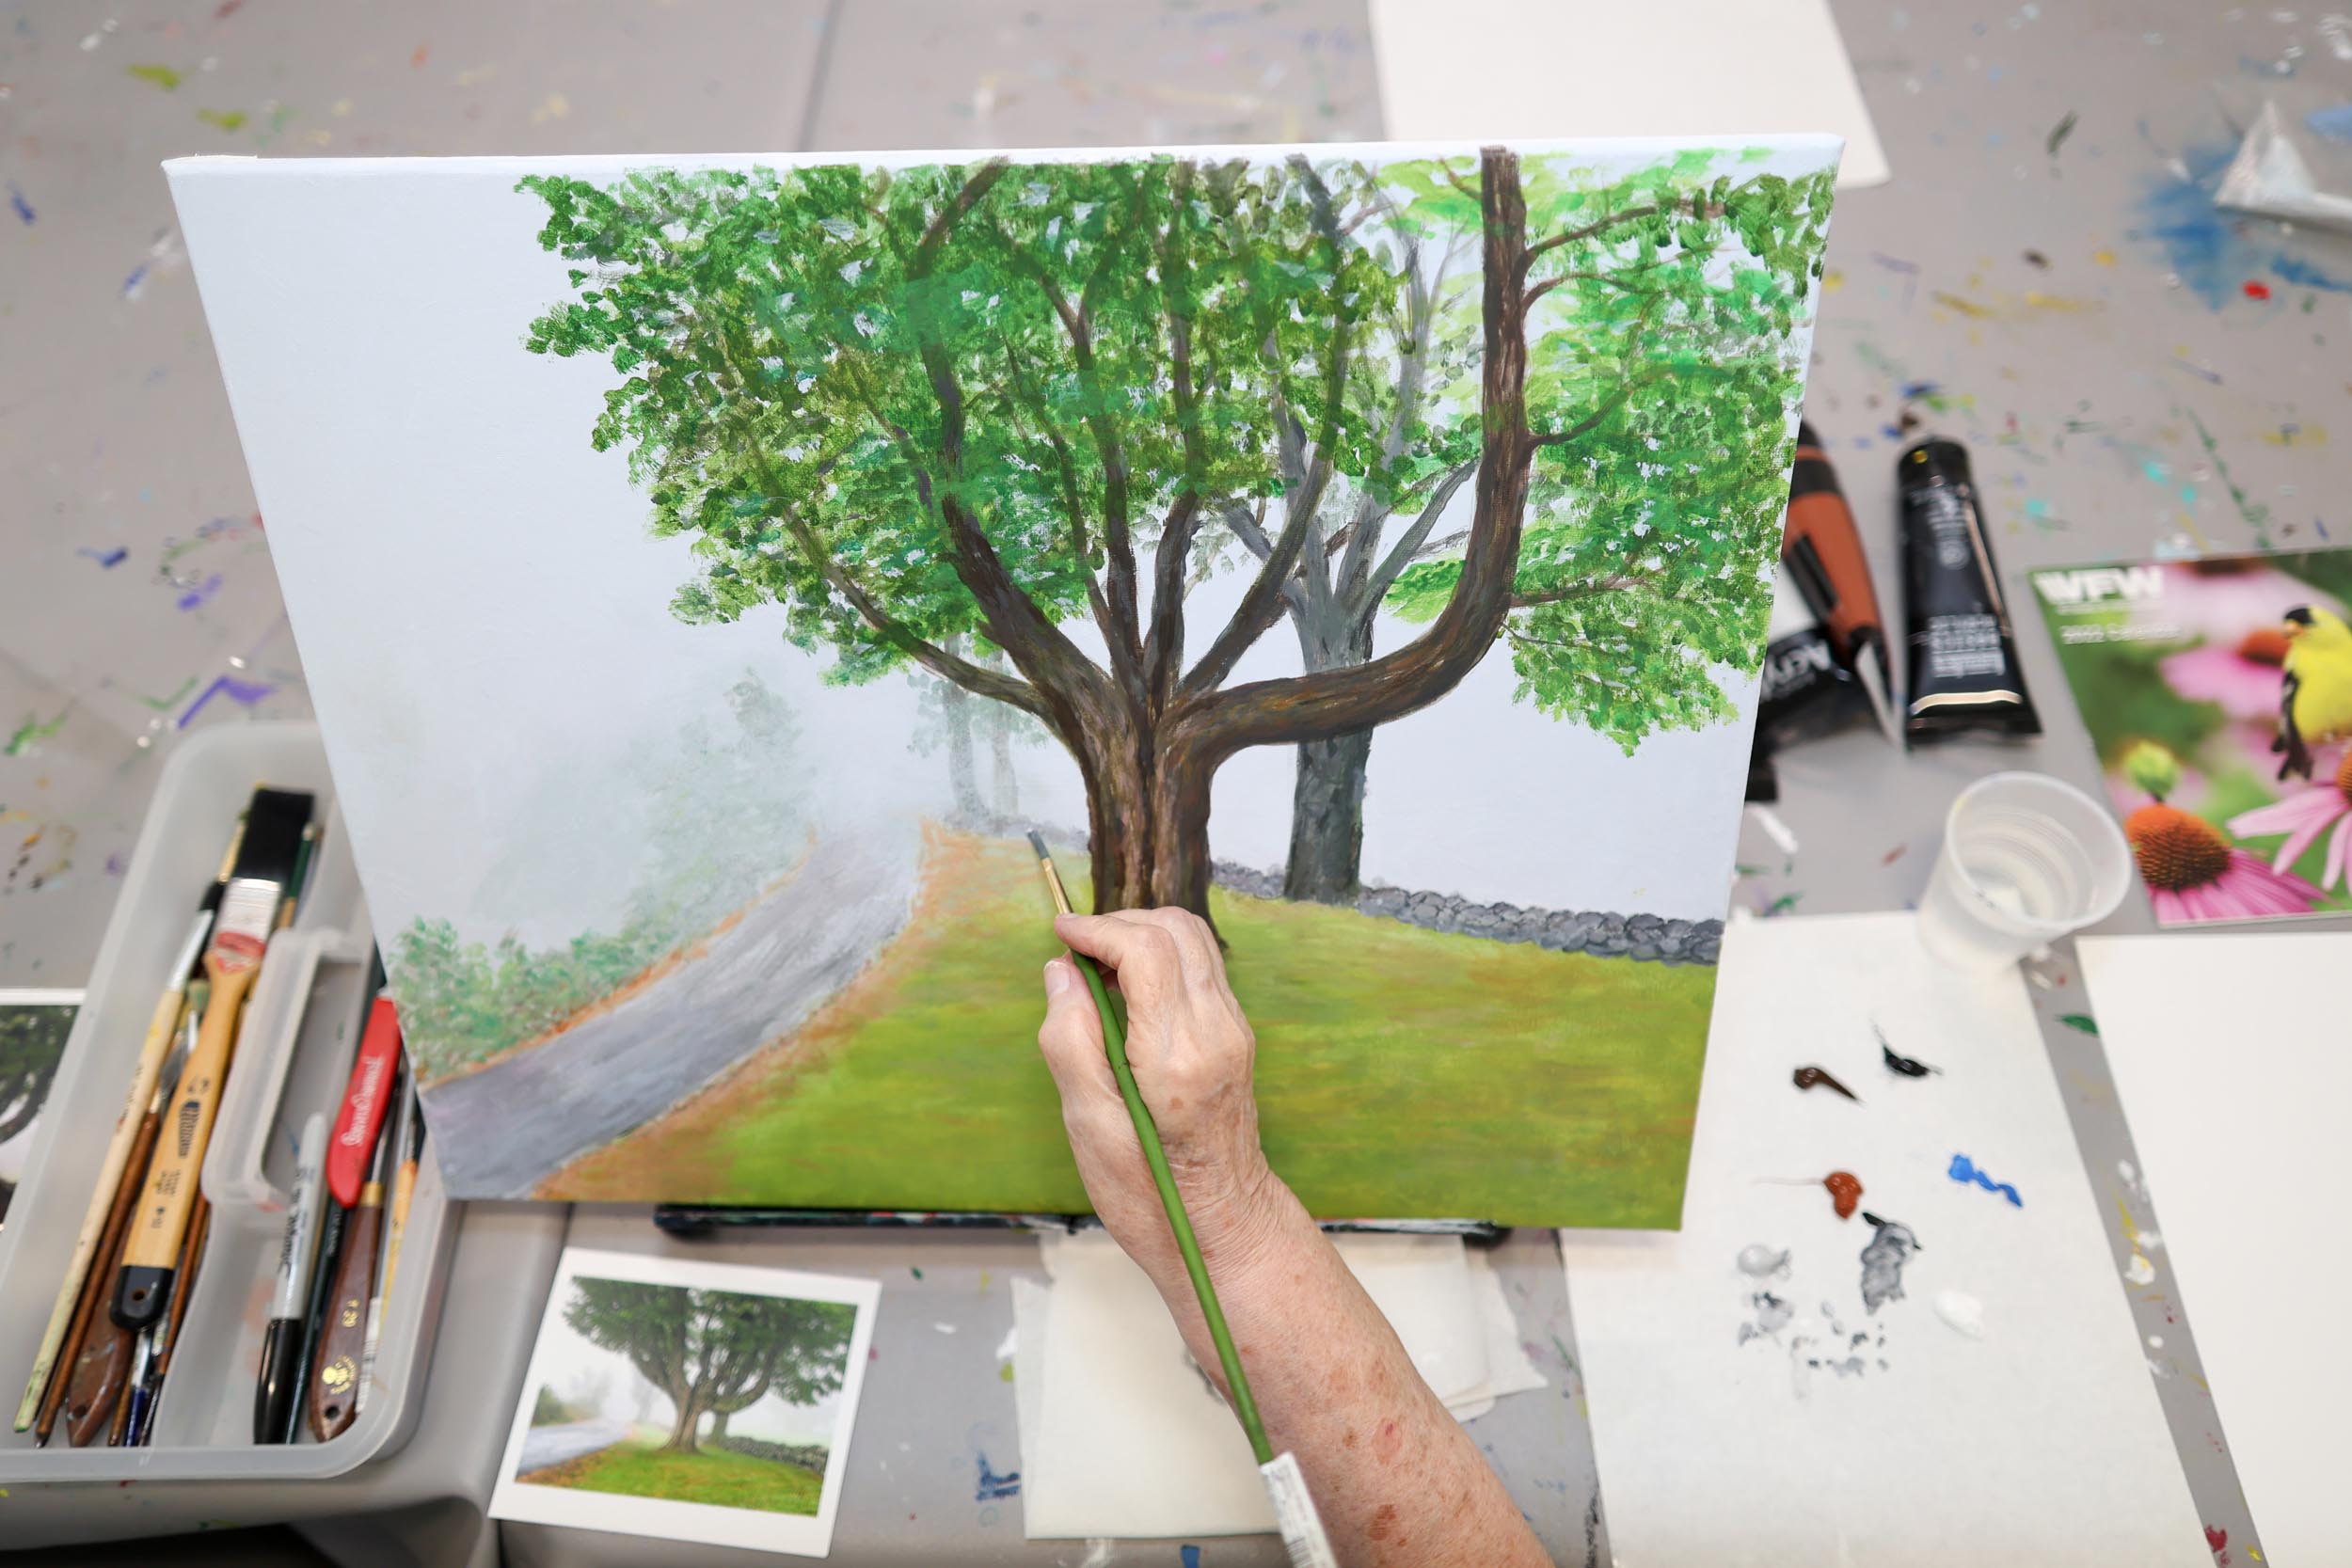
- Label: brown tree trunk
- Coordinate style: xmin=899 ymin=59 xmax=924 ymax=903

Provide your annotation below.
xmin=662 ymin=1396 xmax=702 ymax=1452
xmin=1147 ymin=742 xmax=1220 ymax=921
xmin=1056 ymin=700 xmax=1225 ymax=923
xmin=707 ymin=1410 xmax=731 ymax=1443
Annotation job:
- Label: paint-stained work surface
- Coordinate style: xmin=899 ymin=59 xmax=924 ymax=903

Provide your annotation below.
xmin=0 ymin=0 xmax=2312 ymax=1559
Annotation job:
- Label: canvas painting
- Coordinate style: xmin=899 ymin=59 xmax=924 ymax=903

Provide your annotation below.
xmin=168 ymin=137 xmax=1838 ymax=1223
xmin=2028 ymin=550 xmax=2352 ymax=927
xmin=489 ymin=1246 xmax=878 ymax=1557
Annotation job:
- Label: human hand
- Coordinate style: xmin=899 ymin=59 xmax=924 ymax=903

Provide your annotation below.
xmin=1038 ymin=909 xmax=1290 ymax=1291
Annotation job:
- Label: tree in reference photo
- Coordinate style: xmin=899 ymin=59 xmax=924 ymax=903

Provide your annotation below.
xmin=522 ymin=148 xmax=1829 ymax=919
xmin=0 ymin=1004 xmax=69 ymax=1150
xmin=562 ymin=1280 xmax=854 ymax=1455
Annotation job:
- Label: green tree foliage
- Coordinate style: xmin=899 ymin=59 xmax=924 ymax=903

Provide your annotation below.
xmin=0 ymin=1001 xmax=73 ymax=1222
xmin=0 ymin=1001 xmax=72 ymax=1148
xmin=563 ymin=1279 xmax=854 ymax=1453
xmin=1383 ymin=152 xmax=1824 ymax=752
xmin=520 ymin=149 xmax=1831 ymax=916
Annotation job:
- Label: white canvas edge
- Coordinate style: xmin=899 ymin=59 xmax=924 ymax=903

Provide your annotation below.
xmin=0 ymin=990 xmax=83 ymax=1006
xmin=487 ymin=1245 xmax=882 ymax=1559
xmin=161 ymin=131 xmax=1845 ymax=182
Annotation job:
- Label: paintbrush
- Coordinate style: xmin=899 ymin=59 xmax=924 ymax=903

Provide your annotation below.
xmin=39 ymin=1024 xmax=190 ymax=1447
xmin=13 ymin=821 xmax=239 ymax=1434
xmin=137 ymin=1193 xmax=211 ymax=1446
xmin=113 ymin=787 xmax=312 ymax=1336
xmin=1023 ymin=832 xmax=1336 ymax=1568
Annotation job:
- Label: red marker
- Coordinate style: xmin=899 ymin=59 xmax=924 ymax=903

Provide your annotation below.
xmin=328 ymin=999 xmax=402 ymax=1210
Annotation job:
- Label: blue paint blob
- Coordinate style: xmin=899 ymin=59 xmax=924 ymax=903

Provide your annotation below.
xmin=975 ymin=1450 xmax=1021 ymax=1502
xmin=1948 ymin=1152 xmax=2024 ymax=1207
xmin=76 ymin=546 xmax=128 ymax=568
xmin=6 ymin=182 xmax=32 ymax=225
xmin=2132 ymin=135 xmax=2352 ymax=308
xmin=1183 ymin=1547 xmax=1203 ymax=1568
xmin=2310 ymin=104 xmax=2352 ymax=145
xmin=2269 ymin=253 xmax=2352 ymax=295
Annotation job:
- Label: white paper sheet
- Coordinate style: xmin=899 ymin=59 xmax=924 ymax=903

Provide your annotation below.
xmin=1019 ymin=1230 xmax=1544 ymax=1539
xmin=2080 ymin=932 xmax=2351 ymax=1568
xmin=1559 ymin=913 xmax=2206 ymax=1568
xmin=1370 ymin=0 xmax=1889 ymax=188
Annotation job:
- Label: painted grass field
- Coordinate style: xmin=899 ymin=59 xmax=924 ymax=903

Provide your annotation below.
xmin=550 ymin=829 xmax=1715 ymax=1227
xmin=523 ymin=1433 xmax=824 ymax=1515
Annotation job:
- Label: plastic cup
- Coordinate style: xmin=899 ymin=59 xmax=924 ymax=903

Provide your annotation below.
xmin=1917 ymin=771 xmax=2133 ymax=970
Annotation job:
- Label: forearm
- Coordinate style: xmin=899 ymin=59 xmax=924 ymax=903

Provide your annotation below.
xmin=1150 ymin=1179 xmax=1549 ymax=1568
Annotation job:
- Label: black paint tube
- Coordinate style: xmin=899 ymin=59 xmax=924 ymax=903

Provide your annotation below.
xmin=1897 ymin=437 xmax=2041 ymax=742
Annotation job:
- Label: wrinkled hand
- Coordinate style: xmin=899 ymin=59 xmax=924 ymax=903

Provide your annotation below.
xmin=1037 ymin=909 xmax=1287 ymax=1287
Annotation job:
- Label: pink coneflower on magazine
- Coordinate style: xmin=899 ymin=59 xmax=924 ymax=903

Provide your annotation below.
xmin=2229 ymin=747 xmax=2352 ymax=894
xmin=2119 ymin=742 xmax=2324 ymax=925
xmin=2159 ymin=623 xmax=2295 ymax=723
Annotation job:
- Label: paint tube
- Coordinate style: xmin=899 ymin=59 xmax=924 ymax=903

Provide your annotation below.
xmin=1749 ymin=570 xmax=1873 ymax=800
xmin=1897 ymin=437 xmax=2042 ymax=742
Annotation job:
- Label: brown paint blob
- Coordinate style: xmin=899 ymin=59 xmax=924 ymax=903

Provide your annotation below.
xmin=1825 ymin=1170 xmax=1863 ymax=1219
xmin=1793 ymin=1065 xmax=1860 ymax=1101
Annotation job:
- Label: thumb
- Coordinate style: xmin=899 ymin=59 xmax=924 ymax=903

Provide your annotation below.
xmin=1037 ymin=956 xmax=1118 ymax=1106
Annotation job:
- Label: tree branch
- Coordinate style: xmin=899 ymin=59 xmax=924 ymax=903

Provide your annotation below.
xmin=1172 ymin=145 xmax=1536 ymax=755
xmin=1511 ymin=574 xmax=1658 ymax=610
xmin=1338 ymin=235 xmax=1447 ymax=604
xmin=1146 ymin=163 xmax=1212 ymax=713
xmin=1285 ymin=155 xmax=1359 ymax=627
xmin=777 ymin=508 xmax=1049 ymax=715
xmin=898 ymin=171 xmax=1116 ymax=716
xmin=1183 ymin=483 xmax=1320 ymax=698
xmin=1356 ymin=459 xmax=1478 ymax=615
xmin=998 ymin=329 xmax=1122 ymax=644
xmin=1529 ymin=371 xmax=1658 ymax=448
xmin=1000 ymin=239 xmax=1146 ymax=686
xmin=1221 ymin=500 xmax=1311 ymax=617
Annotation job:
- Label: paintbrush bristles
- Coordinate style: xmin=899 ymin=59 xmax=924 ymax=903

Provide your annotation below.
xmin=1027 ymin=832 xmax=1077 ymax=917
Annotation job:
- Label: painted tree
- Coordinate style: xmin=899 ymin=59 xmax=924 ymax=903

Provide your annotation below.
xmin=907 ymin=632 xmax=989 ymax=824
xmin=910 ymin=641 xmax=1046 ymax=824
xmin=1214 ymin=151 xmax=1820 ymax=901
xmin=523 ymin=148 xmax=1829 ymax=918
xmin=0 ymin=1002 xmax=72 ymax=1148
xmin=563 ymin=1280 xmax=853 ymax=1454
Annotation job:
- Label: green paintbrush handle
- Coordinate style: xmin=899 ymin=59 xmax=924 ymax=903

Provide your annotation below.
xmin=1068 ymin=949 xmax=1273 ymax=1465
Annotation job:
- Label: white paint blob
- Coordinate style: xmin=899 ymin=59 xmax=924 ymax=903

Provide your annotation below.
xmin=2124 ymin=1253 xmax=2158 ymax=1286
xmin=1933 ymin=1289 xmax=1987 ymax=1338
xmin=1737 ymin=1243 xmax=1791 ymax=1277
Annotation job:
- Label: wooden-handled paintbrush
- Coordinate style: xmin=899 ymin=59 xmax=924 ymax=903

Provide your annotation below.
xmin=310 ymin=1086 xmax=396 ymax=1442
xmin=45 ymin=1023 xmax=189 ymax=1447
xmin=113 ymin=787 xmax=312 ymax=1335
xmin=13 ymin=822 xmax=238 ymax=1434
xmin=1024 ymin=832 xmax=1336 ymax=1568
